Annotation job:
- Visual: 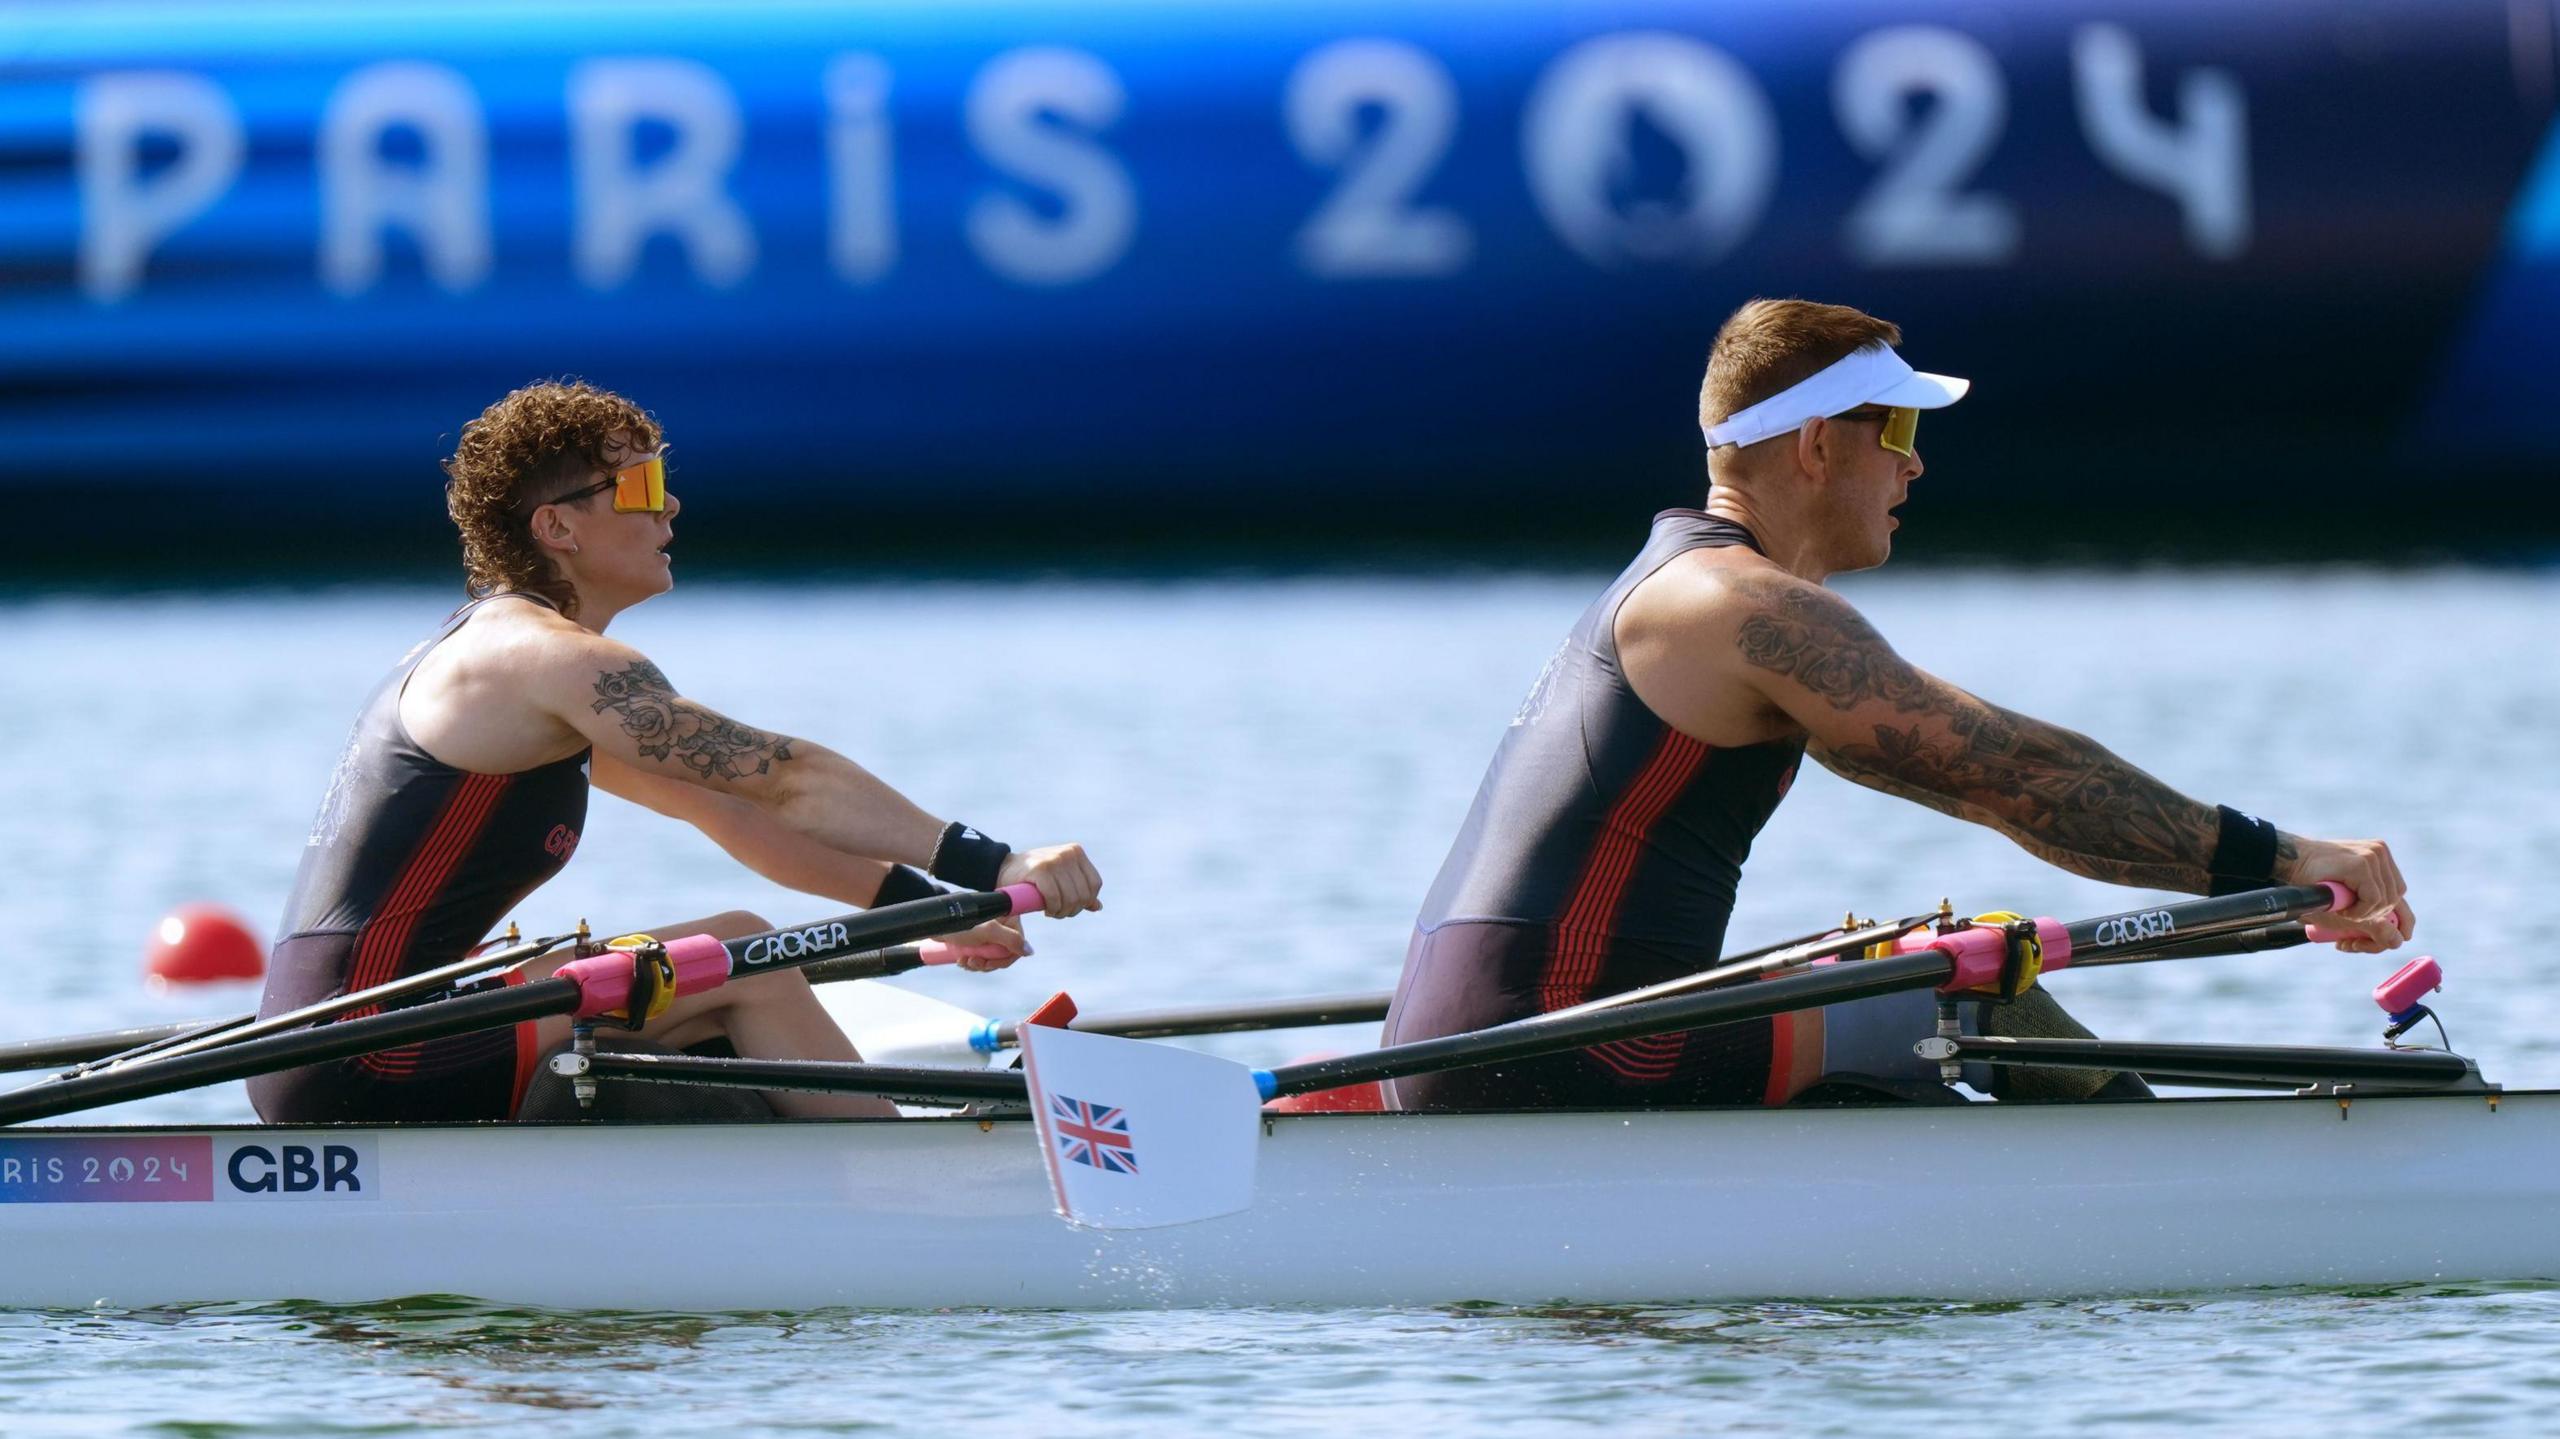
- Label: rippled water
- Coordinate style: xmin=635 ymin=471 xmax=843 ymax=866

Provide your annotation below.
xmin=3 ymin=567 xmax=2557 ymax=1434
xmin=11 ymin=1288 xmax=2560 ymax=1437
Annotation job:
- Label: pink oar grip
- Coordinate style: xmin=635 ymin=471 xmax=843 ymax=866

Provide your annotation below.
xmin=2302 ymin=882 xmax=2411 ymax=943
xmin=916 ymin=940 xmax=1017 ymax=966
xmin=1000 ymin=882 xmax=1044 ymax=916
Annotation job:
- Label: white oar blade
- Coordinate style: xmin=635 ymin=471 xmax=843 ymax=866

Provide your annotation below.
xmin=1017 ymin=1024 xmax=1261 ymax=1230
xmin=820 ymin=979 xmax=1005 ymax=1070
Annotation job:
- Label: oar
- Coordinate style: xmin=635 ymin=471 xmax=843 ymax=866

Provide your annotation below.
xmin=1013 ymin=883 xmax=2358 ymax=1229
xmin=857 ymin=920 xmax=1952 ymax=1062
xmin=0 ymin=885 xmax=1041 ymax=1127
xmin=0 ymin=1023 xmax=199 ymax=1075
xmin=0 ymin=941 xmax=975 ymax=1076
xmin=2058 ymin=885 xmax=2377 ymax=965
xmin=567 ymin=1051 xmax=1031 ymax=1107
xmin=985 ymin=992 xmax=1392 ymax=1047
xmin=54 ymin=929 xmax=586 ymax=1079
xmin=1539 ymin=913 xmax=1937 ymax=1021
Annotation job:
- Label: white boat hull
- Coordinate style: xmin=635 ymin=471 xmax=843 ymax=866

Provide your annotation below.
xmin=3 ymin=1091 xmax=2550 ymax=1310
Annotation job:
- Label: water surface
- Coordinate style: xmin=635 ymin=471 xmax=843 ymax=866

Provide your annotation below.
xmin=2 ymin=568 xmax=2555 ymax=1434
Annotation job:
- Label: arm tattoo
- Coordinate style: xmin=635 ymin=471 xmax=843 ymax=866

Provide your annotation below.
xmin=590 ymin=659 xmax=797 ymax=783
xmin=1739 ymin=581 xmax=2220 ymax=892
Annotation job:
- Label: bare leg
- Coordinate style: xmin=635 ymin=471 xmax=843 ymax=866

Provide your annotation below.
xmin=528 ymin=911 xmax=895 ymax=1119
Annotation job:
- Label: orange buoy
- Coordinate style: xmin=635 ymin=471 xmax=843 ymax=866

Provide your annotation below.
xmin=145 ymin=903 xmax=266 ymax=987
xmin=1261 ymin=1052 xmax=1387 ymax=1113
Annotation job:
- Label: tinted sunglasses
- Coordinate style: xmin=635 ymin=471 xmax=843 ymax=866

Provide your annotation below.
xmin=1833 ymin=407 xmax=1919 ymax=457
xmin=531 ymin=450 xmax=669 ymax=515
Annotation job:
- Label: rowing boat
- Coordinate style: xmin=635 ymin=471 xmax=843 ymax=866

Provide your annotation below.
xmin=0 ymin=1083 xmax=2545 ymax=1310
xmin=3 ymin=882 xmax=2529 ymax=1311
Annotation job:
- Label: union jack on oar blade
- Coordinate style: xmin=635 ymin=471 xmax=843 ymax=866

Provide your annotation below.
xmin=1048 ymin=1094 xmax=1138 ymax=1174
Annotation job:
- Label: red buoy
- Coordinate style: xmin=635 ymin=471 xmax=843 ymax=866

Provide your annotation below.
xmin=1261 ymin=1052 xmax=1388 ymax=1114
xmin=145 ymin=903 xmax=266 ymax=988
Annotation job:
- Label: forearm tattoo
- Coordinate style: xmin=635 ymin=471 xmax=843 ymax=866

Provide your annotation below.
xmin=1737 ymin=581 xmax=2221 ymax=891
xmin=590 ymin=659 xmax=797 ymax=782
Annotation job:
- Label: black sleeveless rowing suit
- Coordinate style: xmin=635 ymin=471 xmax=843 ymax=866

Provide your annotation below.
xmin=248 ymin=594 xmax=589 ymax=1124
xmin=1382 ymin=511 xmax=1813 ymax=1110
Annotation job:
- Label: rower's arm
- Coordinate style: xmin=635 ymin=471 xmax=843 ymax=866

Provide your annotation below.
xmin=591 ymin=756 xmax=903 ymax=907
xmin=1725 ymin=575 xmax=2241 ymax=893
xmin=539 ymin=637 xmax=945 ymax=867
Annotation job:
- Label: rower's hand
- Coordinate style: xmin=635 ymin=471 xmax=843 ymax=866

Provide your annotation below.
xmin=2283 ymin=835 xmax=2413 ymax=952
xmin=945 ymin=917 xmax=1029 ymax=972
xmin=999 ymin=843 xmax=1103 ymax=919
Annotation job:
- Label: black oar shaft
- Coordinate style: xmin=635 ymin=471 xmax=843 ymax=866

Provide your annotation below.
xmin=2063 ymin=885 xmax=2335 ymax=961
xmin=797 ymin=945 xmax=928 ymax=987
xmin=0 ymin=979 xmax=583 ymax=1127
xmin=11 ymin=942 xmax=931 ymax=1078
xmin=1268 ymin=951 xmax=1952 ymax=1097
xmin=2069 ymin=921 xmax=2311 ymax=967
xmin=1952 ymin=1035 xmax=2472 ymax=1088
xmin=0 ymin=1022 xmax=199 ymax=1074
xmin=0 ymin=889 xmax=1026 ymax=1127
xmin=994 ymin=992 xmax=1392 ymax=1047
xmin=102 ymin=941 xmax=560 ymax=1073
xmin=579 ymin=1052 xmax=1026 ymax=1104
xmin=64 ymin=931 xmax=579 ymax=1079
xmin=721 ymin=890 xmax=1016 ymax=971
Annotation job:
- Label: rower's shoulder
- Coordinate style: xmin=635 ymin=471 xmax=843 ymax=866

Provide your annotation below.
xmin=1629 ymin=548 xmax=1837 ymax=633
xmin=433 ymin=602 xmax=650 ymax=690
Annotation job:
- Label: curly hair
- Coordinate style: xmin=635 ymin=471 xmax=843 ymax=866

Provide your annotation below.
xmin=442 ymin=380 xmax=662 ymax=619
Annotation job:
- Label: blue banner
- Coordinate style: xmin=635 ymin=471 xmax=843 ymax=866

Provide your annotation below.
xmin=1 ymin=0 xmax=2550 ymax=530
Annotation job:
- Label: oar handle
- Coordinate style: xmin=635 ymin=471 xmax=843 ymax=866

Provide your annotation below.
xmin=2299 ymin=883 xmax=2410 ymax=944
xmin=2049 ymin=884 xmax=2345 ymax=968
xmin=795 ymin=940 xmax=1011 ymax=987
xmin=556 ymin=885 xmax=1042 ymax=1020
xmin=716 ymin=885 xmax=1039 ymax=974
xmin=1907 ymin=884 xmax=2380 ymax=982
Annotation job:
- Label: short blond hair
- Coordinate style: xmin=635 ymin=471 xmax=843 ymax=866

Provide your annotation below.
xmin=1698 ymin=298 xmax=1903 ymax=434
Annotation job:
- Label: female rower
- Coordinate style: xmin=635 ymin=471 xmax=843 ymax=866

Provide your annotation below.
xmin=248 ymin=380 xmax=1102 ymax=1124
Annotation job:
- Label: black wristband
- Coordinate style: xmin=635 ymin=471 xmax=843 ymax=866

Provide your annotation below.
xmin=2208 ymin=804 xmax=2281 ymax=896
xmin=927 ymin=821 xmax=1011 ymax=893
xmin=871 ymin=863 xmax=945 ymax=908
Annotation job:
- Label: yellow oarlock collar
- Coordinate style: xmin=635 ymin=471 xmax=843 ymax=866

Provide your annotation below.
xmin=599 ymin=932 xmax=679 ymax=1024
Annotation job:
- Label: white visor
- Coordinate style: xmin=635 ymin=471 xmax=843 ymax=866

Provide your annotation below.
xmin=1701 ymin=344 xmax=1970 ymax=449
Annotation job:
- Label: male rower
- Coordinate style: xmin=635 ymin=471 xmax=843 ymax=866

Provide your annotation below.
xmin=1382 ymin=299 xmax=2410 ymax=1109
xmin=250 ymin=380 xmax=1102 ymax=1125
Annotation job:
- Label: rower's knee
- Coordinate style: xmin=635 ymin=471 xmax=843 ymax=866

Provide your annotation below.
xmin=735 ymin=964 xmax=817 ymax=1004
xmin=700 ymin=910 xmax=772 ymax=940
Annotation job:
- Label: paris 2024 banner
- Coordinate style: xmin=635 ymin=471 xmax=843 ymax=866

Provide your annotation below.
xmin=3 ymin=1 xmax=2555 ymax=546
